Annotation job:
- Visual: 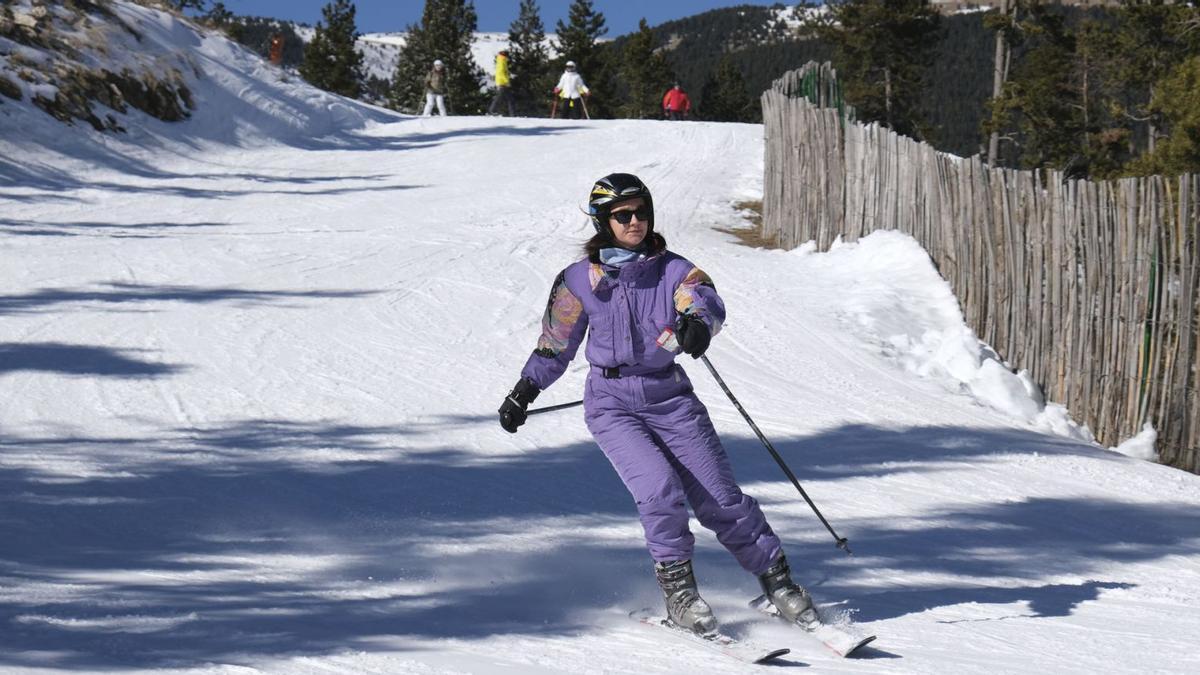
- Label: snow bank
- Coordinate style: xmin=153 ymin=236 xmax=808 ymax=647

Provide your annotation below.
xmin=1110 ymin=423 xmax=1159 ymax=461
xmin=798 ymin=231 xmax=1094 ymax=443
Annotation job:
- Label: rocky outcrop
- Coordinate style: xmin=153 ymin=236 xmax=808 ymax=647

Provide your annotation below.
xmin=0 ymin=1 xmax=196 ymax=131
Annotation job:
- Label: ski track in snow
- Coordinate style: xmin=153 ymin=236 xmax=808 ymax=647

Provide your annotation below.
xmin=2 ymin=4 xmax=1200 ymax=674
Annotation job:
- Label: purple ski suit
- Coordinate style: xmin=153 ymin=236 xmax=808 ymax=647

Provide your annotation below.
xmin=520 ymin=251 xmax=783 ymax=574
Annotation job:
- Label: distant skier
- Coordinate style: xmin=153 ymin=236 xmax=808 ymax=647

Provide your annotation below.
xmin=268 ymin=33 xmax=284 ymax=66
xmin=498 ymin=173 xmax=817 ymax=637
xmin=552 ymin=60 xmax=589 ymax=119
xmin=488 ymin=49 xmax=515 ymax=117
xmin=662 ymin=83 xmax=691 ymax=121
xmin=423 ymin=59 xmax=448 ymax=117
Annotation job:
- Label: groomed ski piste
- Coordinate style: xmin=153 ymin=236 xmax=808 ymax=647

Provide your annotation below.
xmin=2 ymin=3 xmax=1199 ymax=674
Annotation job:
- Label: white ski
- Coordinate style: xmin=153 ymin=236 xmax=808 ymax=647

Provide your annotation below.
xmin=629 ymin=608 xmax=792 ymax=665
xmin=750 ymin=595 xmax=877 ymax=657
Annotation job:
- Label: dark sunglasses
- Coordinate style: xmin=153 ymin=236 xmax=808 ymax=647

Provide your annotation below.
xmin=610 ymin=207 xmax=650 ymax=224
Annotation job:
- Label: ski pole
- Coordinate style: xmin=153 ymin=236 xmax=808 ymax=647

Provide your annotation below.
xmin=550 ymin=97 xmax=558 ymax=118
xmin=699 ymin=354 xmax=852 ymax=555
xmin=579 ymin=96 xmax=590 ymax=120
xmin=527 ymin=399 xmax=582 ymax=416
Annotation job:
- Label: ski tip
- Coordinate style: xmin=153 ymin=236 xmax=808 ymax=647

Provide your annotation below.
xmin=755 ymin=647 xmax=791 ymax=664
xmin=837 ymin=635 xmax=877 ymax=658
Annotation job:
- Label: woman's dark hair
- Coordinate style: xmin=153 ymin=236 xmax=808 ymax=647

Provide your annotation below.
xmin=584 ymin=231 xmax=666 ymax=263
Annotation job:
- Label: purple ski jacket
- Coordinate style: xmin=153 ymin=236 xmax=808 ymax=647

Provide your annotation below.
xmin=521 ymin=251 xmax=725 ymax=390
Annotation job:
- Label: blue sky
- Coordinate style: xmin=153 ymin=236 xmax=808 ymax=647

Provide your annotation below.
xmin=215 ymin=1 xmax=788 ymax=36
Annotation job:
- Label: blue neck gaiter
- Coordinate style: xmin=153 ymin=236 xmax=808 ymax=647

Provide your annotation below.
xmin=599 ymin=247 xmax=644 ymax=268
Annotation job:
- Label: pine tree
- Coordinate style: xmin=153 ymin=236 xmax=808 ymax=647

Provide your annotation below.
xmin=619 ymin=19 xmax=674 ymax=119
xmin=807 ymin=0 xmax=942 ymax=139
xmin=554 ymin=0 xmax=605 ymax=73
xmin=507 ymin=0 xmax=551 ymax=116
xmin=1130 ymin=55 xmax=1200 ymax=177
xmin=202 ymin=2 xmax=238 ymax=39
xmin=981 ymin=2 xmax=1200 ymax=176
xmin=299 ymin=0 xmax=364 ymax=99
xmin=227 ymin=18 xmax=305 ymax=68
xmin=204 ymin=2 xmax=233 ymax=27
xmin=553 ymin=0 xmax=615 ymax=117
xmin=1105 ymin=0 xmax=1194 ymax=159
xmin=1074 ymin=20 xmax=1129 ymax=177
xmin=990 ymin=5 xmax=1088 ymax=171
xmin=700 ymin=54 xmax=756 ymax=122
xmin=983 ymin=0 xmax=1014 ymax=165
xmin=390 ymin=0 xmax=487 ymax=115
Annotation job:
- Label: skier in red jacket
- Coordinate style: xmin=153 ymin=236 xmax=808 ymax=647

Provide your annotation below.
xmin=662 ymin=84 xmax=691 ymax=121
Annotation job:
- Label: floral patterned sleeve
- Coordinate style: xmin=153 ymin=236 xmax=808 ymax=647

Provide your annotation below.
xmin=520 ymin=270 xmax=589 ymax=390
xmin=673 ymin=266 xmax=725 ymax=336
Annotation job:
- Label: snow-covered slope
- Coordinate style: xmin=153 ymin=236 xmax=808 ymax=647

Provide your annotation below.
xmin=291 ymin=27 xmax=558 ymax=85
xmin=357 ymin=32 xmax=559 ymax=84
xmin=2 ymin=3 xmax=1199 ymax=674
xmin=0 ymin=1 xmax=393 ymax=152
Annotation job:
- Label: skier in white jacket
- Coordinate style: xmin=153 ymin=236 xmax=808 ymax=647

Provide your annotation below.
xmin=553 ymin=61 xmax=590 ymax=119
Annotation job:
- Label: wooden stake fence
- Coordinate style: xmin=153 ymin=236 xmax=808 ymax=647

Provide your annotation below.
xmin=763 ymin=64 xmax=1200 ymax=474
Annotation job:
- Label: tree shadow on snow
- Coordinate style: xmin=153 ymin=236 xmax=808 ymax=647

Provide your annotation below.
xmin=344 ymin=123 xmax=589 ymax=153
xmin=0 ymin=420 xmax=1195 ymax=669
xmin=0 ymin=425 xmax=647 ymax=669
xmin=856 ymin=580 xmax=1136 ymax=624
xmin=0 ymin=342 xmax=184 ymax=377
xmin=745 ymin=423 xmax=1122 ymax=481
xmin=0 ymin=219 xmax=232 ymax=238
xmin=710 ymin=424 xmax=1195 ymax=625
xmin=0 ymin=151 xmax=422 ymax=204
xmin=1 ymin=118 xmax=582 ymax=205
xmin=0 ymin=281 xmax=379 ymax=316
xmin=0 ymin=156 xmax=86 ymax=200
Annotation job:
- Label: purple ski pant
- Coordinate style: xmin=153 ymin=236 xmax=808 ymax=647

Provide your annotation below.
xmin=584 ymin=365 xmax=782 ymax=575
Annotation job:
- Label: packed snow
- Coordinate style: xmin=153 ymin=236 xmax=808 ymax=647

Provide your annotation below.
xmin=2 ymin=3 xmax=1199 ymax=674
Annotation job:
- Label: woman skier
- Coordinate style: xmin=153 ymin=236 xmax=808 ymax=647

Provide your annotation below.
xmin=552 ymin=60 xmax=590 ymax=119
xmin=498 ymin=173 xmax=816 ymax=636
xmin=423 ymin=59 xmax=448 ymax=116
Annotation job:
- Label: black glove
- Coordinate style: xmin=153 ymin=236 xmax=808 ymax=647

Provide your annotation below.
xmin=675 ymin=314 xmax=711 ymax=359
xmin=498 ymin=377 xmax=540 ymax=433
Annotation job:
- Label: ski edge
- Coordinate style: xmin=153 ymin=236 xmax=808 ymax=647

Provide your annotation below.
xmin=629 ymin=608 xmax=792 ymax=665
xmin=749 ymin=595 xmax=878 ymax=657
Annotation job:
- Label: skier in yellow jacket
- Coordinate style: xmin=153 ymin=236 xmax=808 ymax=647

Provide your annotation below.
xmin=488 ymin=49 xmax=516 ymax=117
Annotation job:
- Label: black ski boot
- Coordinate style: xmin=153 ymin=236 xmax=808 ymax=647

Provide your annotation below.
xmin=655 ymin=560 xmax=719 ymax=636
xmin=757 ymin=556 xmax=818 ymax=628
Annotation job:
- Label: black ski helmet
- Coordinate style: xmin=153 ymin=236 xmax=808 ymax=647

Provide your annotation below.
xmin=587 ymin=173 xmax=654 ymax=235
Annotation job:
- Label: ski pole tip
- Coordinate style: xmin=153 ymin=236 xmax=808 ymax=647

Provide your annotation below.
xmin=836 ymin=538 xmax=852 ymax=556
